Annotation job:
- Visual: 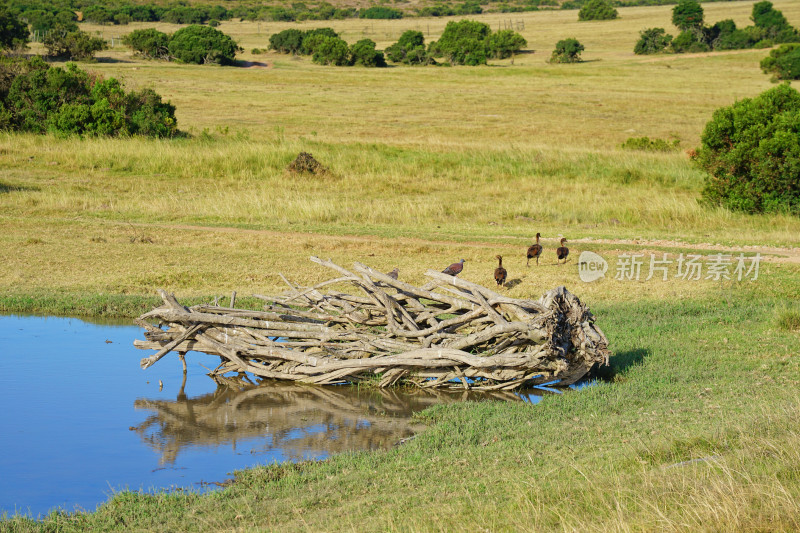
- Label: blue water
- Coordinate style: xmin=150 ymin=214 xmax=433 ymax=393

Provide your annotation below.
xmin=0 ymin=315 xmax=340 ymax=518
xmin=0 ymin=314 xmax=585 ymax=519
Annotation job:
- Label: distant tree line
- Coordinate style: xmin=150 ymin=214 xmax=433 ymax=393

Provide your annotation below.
xmin=635 ymin=0 xmax=799 ymax=55
xmin=268 ymin=20 xmax=526 ymax=67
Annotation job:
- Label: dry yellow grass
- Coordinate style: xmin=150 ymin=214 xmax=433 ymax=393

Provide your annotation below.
xmin=3 ymin=1 xmax=799 ymax=307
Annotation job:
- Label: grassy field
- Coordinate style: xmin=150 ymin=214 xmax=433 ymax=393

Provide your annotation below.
xmin=2 ymin=0 xmax=800 ymax=530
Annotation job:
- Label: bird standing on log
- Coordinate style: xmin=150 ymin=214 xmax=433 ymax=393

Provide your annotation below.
xmin=442 ymin=259 xmax=465 ymax=276
xmin=527 ymin=233 xmax=543 ymax=266
xmin=387 ymin=268 xmax=399 ymax=280
xmin=557 ymin=238 xmax=569 ymax=264
xmin=494 ymin=255 xmax=507 ymax=287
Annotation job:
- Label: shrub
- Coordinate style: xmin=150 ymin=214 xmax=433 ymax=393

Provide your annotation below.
xmin=168 ymin=25 xmax=241 ymax=65
xmin=672 ymin=0 xmax=704 ymax=33
xmin=301 ymin=28 xmax=339 ymax=54
xmin=1 ymin=7 xmax=28 ymax=50
xmin=0 ymin=56 xmax=178 ymax=137
xmin=350 ymin=38 xmax=386 ymax=67
xmin=269 ymin=28 xmax=305 ymax=54
xmin=695 ymin=83 xmax=800 ymax=215
xmin=634 ymin=28 xmax=673 ymax=54
xmin=385 ymin=30 xmax=430 ymax=64
xmin=550 ymin=38 xmax=584 ymax=63
xmin=487 ymin=29 xmax=526 ymax=59
xmin=621 ymin=136 xmax=680 ymax=152
xmin=359 ymin=7 xmax=403 ymax=19
xmin=123 ymin=28 xmax=170 ymax=60
xmin=311 ymin=35 xmax=350 ymax=66
xmin=43 ymin=27 xmax=107 ymax=61
xmin=432 ymin=20 xmax=491 ymax=66
xmin=760 ymin=43 xmax=800 ymax=81
xmin=671 ymin=30 xmax=709 ymax=53
xmin=578 ymin=0 xmax=618 ymax=21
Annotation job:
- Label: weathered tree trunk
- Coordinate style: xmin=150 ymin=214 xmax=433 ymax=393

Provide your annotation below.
xmin=133 ymin=257 xmax=610 ymax=390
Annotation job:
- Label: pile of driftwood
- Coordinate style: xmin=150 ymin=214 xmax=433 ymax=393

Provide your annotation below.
xmin=133 ymin=257 xmax=610 ymax=391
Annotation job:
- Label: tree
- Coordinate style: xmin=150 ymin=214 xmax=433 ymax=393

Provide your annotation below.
xmin=672 ymin=0 xmax=704 ymax=33
xmin=578 ymin=0 xmax=618 ymax=22
xmin=487 ymin=29 xmax=526 ymax=59
xmin=695 ymin=83 xmax=800 ymax=214
xmin=43 ymin=27 xmax=107 ymax=61
xmin=168 ymin=25 xmax=241 ymax=65
xmin=633 ymin=28 xmax=673 ymax=55
xmin=385 ymin=30 xmax=430 ymax=64
xmin=432 ymin=20 xmax=491 ymax=66
xmin=760 ymin=43 xmax=800 ymax=81
xmin=1 ymin=7 xmax=29 ymax=50
xmin=349 ymin=39 xmax=386 ymax=67
xmin=123 ymin=28 xmax=170 ymax=60
xmin=751 ymin=1 xmax=799 ymax=43
xmin=550 ymin=38 xmax=584 ymax=63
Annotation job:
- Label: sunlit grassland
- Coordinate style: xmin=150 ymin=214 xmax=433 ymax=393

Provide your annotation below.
xmin=3 ymin=0 xmax=800 ymax=311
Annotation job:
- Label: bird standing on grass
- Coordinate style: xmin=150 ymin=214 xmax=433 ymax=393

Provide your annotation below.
xmin=494 ymin=255 xmax=507 ymax=287
xmin=442 ymin=259 xmax=465 ymax=277
xmin=387 ymin=268 xmax=399 ymax=280
xmin=556 ymin=238 xmax=569 ymax=264
xmin=527 ymin=233 xmax=543 ymax=266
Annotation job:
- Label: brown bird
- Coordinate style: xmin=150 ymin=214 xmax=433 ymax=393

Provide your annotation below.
xmin=442 ymin=259 xmax=465 ymax=276
xmin=527 ymin=232 xmax=543 ymax=266
xmin=387 ymin=267 xmax=399 ymax=280
xmin=556 ymin=238 xmax=569 ymax=264
xmin=494 ymin=255 xmax=507 ymax=287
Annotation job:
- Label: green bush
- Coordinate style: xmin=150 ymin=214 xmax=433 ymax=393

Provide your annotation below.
xmin=301 ymin=28 xmax=339 ymax=54
xmin=123 ymin=28 xmax=170 ymax=60
xmin=311 ymin=35 xmax=350 ymax=66
xmin=633 ymin=27 xmax=673 ymax=55
xmin=349 ymin=38 xmax=386 ymax=67
xmin=385 ymin=30 xmax=430 ymax=64
xmin=268 ymin=28 xmax=305 ymax=54
xmin=168 ymin=25 xmax=241 ymax=65
xmin=43 ymin=27 xmax=107 ymax=61
xmin=760 ymin=43 xmax=800 ymax=81
xmin=0 ymin=56 xmax=178 ymax=137
xmin=1 ymin=6 xmax=29 ymax=50
xmin=671 ymin=30 xmax=709 ymax=53
xmin=621 ymin=137 xmax=680 ymax=152
xmin=487 ymin=29 xmax=526 ymax=59
xmin=359 ymin=7 xmax=403 ymax=19
xmin=695 ymin=83 xmax=800 ymax=215
xmin=550 ymin=38 xmax=584 ymax=63
xmin=578 ymin=0 xmax=617 ymax=21
xmin=431 ymin=20 xmax=491 ymax=66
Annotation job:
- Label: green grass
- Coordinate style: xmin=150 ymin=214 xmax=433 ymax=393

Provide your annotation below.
xmin=3 ymin=292 xmax=800 ymax=531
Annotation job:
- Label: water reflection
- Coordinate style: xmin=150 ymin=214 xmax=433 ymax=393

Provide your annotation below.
xmin=133 ymin=376 xmax=526 ymax=465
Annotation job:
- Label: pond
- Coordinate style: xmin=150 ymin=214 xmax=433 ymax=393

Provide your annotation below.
xmin=0 ymin=314 xmax=575 ymax=519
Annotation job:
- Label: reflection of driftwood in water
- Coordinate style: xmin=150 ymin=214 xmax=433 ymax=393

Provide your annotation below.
xmin=134 ymin=258 xmax=610 ymax=390
xmin=133 ymin=378 xmax=522 ymax=465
